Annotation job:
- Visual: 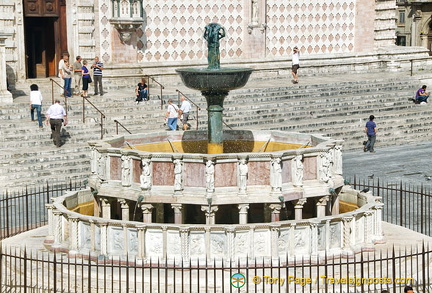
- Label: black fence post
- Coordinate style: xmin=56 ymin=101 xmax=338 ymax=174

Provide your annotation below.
xmin=5 ymin=192 xmax=9 ymax=238
xmin=400 ymin=182 xmax=403 ymax=227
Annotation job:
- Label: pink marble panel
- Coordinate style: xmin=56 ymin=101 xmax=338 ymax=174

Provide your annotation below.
xmin=152 ymin=162 xmax=174 ymax=186
xmin=184 ymin=162 xmax=205 ymax=187
xmin=247 ymin=161 xmax=270 ymax=186
xmin=281 ymin=160 xmax=291 ymax=183
xmin=133 ymin=159 xmax=141 ymax=183
xmin=215 ymin=163 xmax=237 ymax=187
xmin=303 ymin=157 xmax=317 ymax=180
xmin=110 ymin=156 xmax=121 ymax=181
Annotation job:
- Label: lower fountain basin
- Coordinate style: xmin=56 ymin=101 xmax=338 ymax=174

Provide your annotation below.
xmin=175 ymin=67 xmax=253 ymax=92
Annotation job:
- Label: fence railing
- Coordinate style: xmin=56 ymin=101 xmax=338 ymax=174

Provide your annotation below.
xmin=113 ymin=119 xmax=132 ymax=135
xmin=49 ymin=78 xmax=68 ymax=112
xmin=1 ymin=178 xmax=432 ymax=292
xmin=82 ymin=96 xmax=106 ymax=139
xmin=0 ymin=244 xmax=429 ymax=292
xmin=0 ymin=180 xmax=87 ymax=240
xmin=351 ymin=176 xmax=432 ymax=237
xmin=144 ymin=75 xmax=165 ymax=109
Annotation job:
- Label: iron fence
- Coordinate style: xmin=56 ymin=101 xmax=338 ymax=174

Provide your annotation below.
xmin=0 ymin=180 xmax=87 ymax=240
xmin=0 ymin=244 xmax=430 ymax=293
xmin=352 ymin=176 xmax=432 ymax=237
xmin=1 ymin=178 xmax=432 ymax=292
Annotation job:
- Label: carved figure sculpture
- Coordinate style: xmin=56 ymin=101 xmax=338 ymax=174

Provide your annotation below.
xmin=293 ymin=155 xmax=304 ymax=187
xmin=174 ymin=159 xmax=183 ymax=191
xmin=238 ymin=159 xmax=248 ymax=192
xmin=205 ymin=159 xmax=215 ymax=192
xmin=140 ymin=158 xmax=151 ymax=190
xmin=270 ymin=157 xmax=282 ymax=191
xmin=252 ymin=0 xmax=259 ymax=24
xmin=121 ymin=155 xmax=131 ymax=186
xmin=203 ymin=23 xmax=226 ymax=69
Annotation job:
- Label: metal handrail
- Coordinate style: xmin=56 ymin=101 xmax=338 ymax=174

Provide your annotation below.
xmin=49 ymin=78 xmax=68 ymax=113
xmin=82 ymin=96 xmax=106 ymax=139
xmin=176 ymin=89 xmax=202 ymax=130
xmin=223 ymin=120 xmax=234 ymax=130
xmin=144 ymin=75 xmax=165 ymax=109
xmin=114 ymin=120 xmax=132 ymax=135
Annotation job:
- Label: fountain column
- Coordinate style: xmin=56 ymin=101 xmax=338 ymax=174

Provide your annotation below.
xmin=294 ymin=198 xmax=307 ymax=220
xmin=201 ymin=205 xmax=219 ymax=225
xmin=171 ymin=204 xmax=183 ymax=224
xmin=100 ymin=197 xmax=111 ymax=219
xmin=141 ymin=204 xmax=154 ymax=223
xmin=118 ymin=199 xmax=130 ymax=221
xmin=204 ymin=90 xmax=228 ymax=153
xmin=269 ymin=204 xmax=283 ymax=222
xmin=238 ymin=204 xmax=249 ymax=224
xmin=316 ymin=196 xmax=329 ymax=218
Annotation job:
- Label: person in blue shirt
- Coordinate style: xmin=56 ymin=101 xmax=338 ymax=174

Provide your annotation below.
xmin=364 ymin=115 xmax=377 ymax=153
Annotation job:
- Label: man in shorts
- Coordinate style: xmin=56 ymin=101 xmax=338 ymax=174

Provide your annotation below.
xmin=179 ymin=95 xmax=192 ymax=130
xmin=291 ymin=46 xmax=300 ymax=84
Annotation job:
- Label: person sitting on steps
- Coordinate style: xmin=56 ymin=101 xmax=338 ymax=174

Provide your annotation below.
xmin=415 ymin=85 xmax=429 ymax=104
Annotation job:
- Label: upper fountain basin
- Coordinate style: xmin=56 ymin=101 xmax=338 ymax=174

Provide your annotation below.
xmin=176 ymin=67 xmax=253 ymax=92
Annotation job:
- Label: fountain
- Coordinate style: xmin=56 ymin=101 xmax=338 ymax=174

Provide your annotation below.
xmin=44 ymin=24 xmax=383 ymax=262
xmin=176 ymin=23 xmax=253 ymax=154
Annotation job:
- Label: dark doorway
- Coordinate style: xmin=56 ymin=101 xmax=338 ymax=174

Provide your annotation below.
xmin=25 ymin=17 xmax=56 ymax=78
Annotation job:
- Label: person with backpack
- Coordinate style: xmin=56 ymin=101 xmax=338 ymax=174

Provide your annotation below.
xmin=165 ymin=98 xmax=179 ymax=131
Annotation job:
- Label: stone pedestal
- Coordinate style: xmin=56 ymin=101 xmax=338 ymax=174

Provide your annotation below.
xmin=0 ymin=34 xmax=12 ymax=104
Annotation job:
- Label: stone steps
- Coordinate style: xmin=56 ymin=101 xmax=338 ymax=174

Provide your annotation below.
xmin=1 ymin=73 xmax=430 ymax=190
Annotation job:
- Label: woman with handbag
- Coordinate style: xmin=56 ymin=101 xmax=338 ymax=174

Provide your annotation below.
xmin=81 ymin=60 xmax=91 ymax=98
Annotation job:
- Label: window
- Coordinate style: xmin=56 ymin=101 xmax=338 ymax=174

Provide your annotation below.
xmin=396 ymin=36 xmax=406 ymax=46
xmin=398 ymin=10 xmax=405 ymax=25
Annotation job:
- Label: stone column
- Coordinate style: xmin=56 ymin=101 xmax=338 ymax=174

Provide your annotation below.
xmin=180 ymin=227 xmax=190 ymax=259
xmin=310 ymin=223 xmax=318 ymax=256
xmin=137 ymin=226 xmax=146 ymax=259
xmin=342 ymin=217 xmax=353 ymax=250
xmin=316 ymin=196 xmax=329 ymax=218
xmin=238 ymin=204 xmax=249 ymax=224
xmin=226 ymin=227 xmax=235 ymax=259
xmin=0 ymin=34 xmax=12 ymax=104
xmin=52 ymin=210 xmax=63 ymax=247
xmin=270 ymin=225 xmax=280 ymax=258
xmin=269 ymin=203 xmax=282 ymax=222
xmin=100 ymin=197 xmax=111 ymax=219
xmin=118 ymin=199 xmax=130 ymax=221
xmin=69 ymin=216 xmax=80 ymax=254
xmin=141 ymin=204 xmax=154 ymax=223
xmin=100 ymin=223 xmax=108 ymax=255
xmin=373 ymin=202 xmax=385 ymax=242
xmin=45 ymin=204 xmax=55 ymax=243
xmin=201 ymin=205 xmax=219 ymax=225
xmin=294 ymin=198 xmax=307 ymax=220
xmin=171 ymin=204 xmax=183 ymax=224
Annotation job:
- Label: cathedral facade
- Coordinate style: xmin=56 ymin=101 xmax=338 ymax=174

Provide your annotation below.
xmin=1 ymin=0 xmax=397 ymax=83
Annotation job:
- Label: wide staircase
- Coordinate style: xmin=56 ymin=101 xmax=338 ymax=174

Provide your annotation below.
xmin=0 ymin=72 xmax=430 ymax=191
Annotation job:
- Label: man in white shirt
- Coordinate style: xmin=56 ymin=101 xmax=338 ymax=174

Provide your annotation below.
xmin=179 ymin=96 xmax=192 ymax=130
xmin=46 ymin=99 xmax=67 ymax=147
xmin=291 ymin=46 xmax=300 ymax=84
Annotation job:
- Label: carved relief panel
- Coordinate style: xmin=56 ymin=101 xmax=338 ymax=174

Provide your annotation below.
xmin=24 ymin=0 xmax=59 ymax=17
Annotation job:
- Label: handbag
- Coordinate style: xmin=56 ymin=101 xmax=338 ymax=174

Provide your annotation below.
xmin=87 ymin=75 xmax=92 ymax=83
